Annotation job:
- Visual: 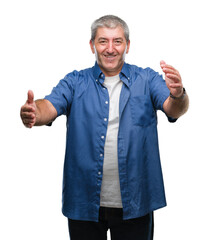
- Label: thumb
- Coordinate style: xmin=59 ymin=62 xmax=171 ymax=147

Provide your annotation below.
xmin=27 ymin=90 xmax=34 ymax=104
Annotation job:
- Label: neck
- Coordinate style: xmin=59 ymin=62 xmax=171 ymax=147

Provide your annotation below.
xmin=99 ymin=62 xmax=124 ymax=77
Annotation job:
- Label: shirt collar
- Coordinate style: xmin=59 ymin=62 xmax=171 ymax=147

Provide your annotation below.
xmin=93 ymin=61 xmax=103 ymax=80
xmin=93 ymin=61 xmax=130 ymax=86
xmin=119 ymin=62 xmax=130 ymax=86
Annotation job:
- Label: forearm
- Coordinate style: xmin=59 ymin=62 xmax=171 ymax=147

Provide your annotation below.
xmin=163 ymin=93 xmax=189 ymax=119
xmin=35 ymin=99 xmax=57 ymax=126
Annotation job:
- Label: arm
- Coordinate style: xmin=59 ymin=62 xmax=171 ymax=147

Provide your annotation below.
xmin=160 ymin=61 xmax=189 ymax=119
xmin=20 ymin=90 xmax=57 ymax=128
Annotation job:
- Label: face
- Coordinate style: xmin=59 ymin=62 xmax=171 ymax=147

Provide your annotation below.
xmin=90 ymin=26 xmax=130 ymax=77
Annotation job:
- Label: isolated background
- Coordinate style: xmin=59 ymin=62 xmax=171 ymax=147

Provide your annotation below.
xmin=0 ymin=0 xmax=208 ymax=239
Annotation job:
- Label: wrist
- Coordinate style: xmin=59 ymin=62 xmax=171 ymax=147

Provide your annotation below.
xmin=170 ymin=88 xmax=186 ymax=100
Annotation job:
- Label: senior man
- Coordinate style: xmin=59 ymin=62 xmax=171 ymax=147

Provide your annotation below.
xmin=20 ymin=15 xmax=189 ymax=240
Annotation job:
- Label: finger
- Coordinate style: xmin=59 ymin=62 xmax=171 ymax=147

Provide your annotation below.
xmin=24 ymin=122 xmax=34 ymax=128
xmin=165 ymin=73 xmax=181 ymax=82
xmin=20 ymin=106 xmax=36 ymax=125
xmin=160 ymin=61 xmax=177 ymax=70
xmin=162 ymin=66 xmax=181 ymax=79
xmin=160 ymin=60 xmax=166 ymax=67
xmin=23 ymin=118 xmax=35 ymax=124
xmin=21 ymin=104 xmax=36 ymax=113
xmin=162 ymin=67 xmax=177 ymax=74
xmin=23 ymin=123 xmax=30 ymax=128
xmin=22 ymin=116 xmax=36 ymax=127
xmin=163 ymin=69 xmax=180 ymax=80
xmin=21 ymin=111 xmax=36 ymax=119
xmin=27 ymin=90 xmax=34 ymax=104
xmin=169 ymin=83 xmax=183 ymax=88
xmin=23 ymin=117 xmax=36 ymax=124
xmin=161 ymin=63 xmax=176 ymax=70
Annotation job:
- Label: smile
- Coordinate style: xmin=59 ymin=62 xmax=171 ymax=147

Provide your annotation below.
xmin=103 ymin=55 xmax=117 ymax=59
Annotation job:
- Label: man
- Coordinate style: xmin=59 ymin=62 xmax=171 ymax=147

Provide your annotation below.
xmin=20 ymin=15 xmax=189 ymax=240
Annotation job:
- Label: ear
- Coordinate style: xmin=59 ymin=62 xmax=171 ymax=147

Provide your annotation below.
xmin=126 ymin=40 xmax=130 ymax=54
xmin=89 ymin=40 xmax=95 ymax=54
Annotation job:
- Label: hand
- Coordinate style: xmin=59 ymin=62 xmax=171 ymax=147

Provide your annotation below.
xmin=20 ymin=90 xmax=37 ymax=128
xmin=160 ymin=60 xmax=183 ymax=98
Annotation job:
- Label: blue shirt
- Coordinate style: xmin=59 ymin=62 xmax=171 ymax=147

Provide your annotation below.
xmin=45 ymin=62 xmax=176 ymax=222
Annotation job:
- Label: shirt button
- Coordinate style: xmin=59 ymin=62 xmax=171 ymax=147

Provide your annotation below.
xmin=105 ymin=101 xmax=108 ymax=104
xmin=98 ymin=171 xmax=101 ymax=175
xmin=100 ymin=153 xmax=103 ymax=157
xmin=101 ymin=136 xmax=104 ymax=139
xmin=104 ymin=118 xmax=107 ymax=122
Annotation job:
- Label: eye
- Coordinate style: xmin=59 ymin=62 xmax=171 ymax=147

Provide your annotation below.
xmin=99 ymin=40 xmax=108 ymax=45
xmin=114 ymin=40 xmax=123 ymax=46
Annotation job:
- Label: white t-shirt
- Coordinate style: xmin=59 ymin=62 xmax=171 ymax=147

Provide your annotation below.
xmin=100 ymin=74 xmax=123 ymax=208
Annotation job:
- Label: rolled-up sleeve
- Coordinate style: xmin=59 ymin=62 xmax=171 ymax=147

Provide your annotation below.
xmin=44 ymin=71 xmax=78 ymax=117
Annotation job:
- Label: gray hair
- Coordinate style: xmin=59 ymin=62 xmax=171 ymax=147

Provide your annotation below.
xmin=91 ymin=15 xmax=130 ymax=43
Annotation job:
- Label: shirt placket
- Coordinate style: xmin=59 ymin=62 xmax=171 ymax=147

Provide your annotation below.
xmin=117 ymin=75 xmax=131 ymax=216
xmin=95 ymin=74 xmax=110 ymax=209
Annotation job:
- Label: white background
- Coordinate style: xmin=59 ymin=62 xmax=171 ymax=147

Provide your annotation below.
xmin=0 ymin=0 xmax=208 ymax=239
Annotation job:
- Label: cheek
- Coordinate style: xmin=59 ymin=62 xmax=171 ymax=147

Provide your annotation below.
xmin=95 ymin=45 xmax=106 ymax=53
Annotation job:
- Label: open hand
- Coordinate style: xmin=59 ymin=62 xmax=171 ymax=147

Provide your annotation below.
xmin=160 ymin=60 xmax=183 ymax=98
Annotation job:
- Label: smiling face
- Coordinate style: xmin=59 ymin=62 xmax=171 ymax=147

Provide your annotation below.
xmin=90 ymin=26 xmax=130 ymax=77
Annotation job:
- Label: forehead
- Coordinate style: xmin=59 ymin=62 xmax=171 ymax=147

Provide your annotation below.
xmin=95 ymin=26 xmax=125 ymax=40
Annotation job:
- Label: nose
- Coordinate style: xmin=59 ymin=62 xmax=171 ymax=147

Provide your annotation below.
xmin=106 ymin=42 xmax=114 ymax=53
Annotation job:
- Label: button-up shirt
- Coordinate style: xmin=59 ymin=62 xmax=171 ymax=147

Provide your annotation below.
xmin=44 ymin=62 xmax=176 ymax=222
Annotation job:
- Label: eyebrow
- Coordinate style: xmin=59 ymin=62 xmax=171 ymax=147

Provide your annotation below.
xmin=98 ymin=37 xmax=124 ymax=41
xmin=98 ymin=37 xmax=108 ymax=41
xmin=114 ymin=38 xmax=124 ymax=41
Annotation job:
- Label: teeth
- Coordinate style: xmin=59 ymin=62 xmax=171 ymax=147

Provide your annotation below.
xmin=105 ymin=56 xmax=116 ymax=58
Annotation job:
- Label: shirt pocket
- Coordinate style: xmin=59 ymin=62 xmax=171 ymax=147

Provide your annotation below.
xmin=130 ymin=95 xmax=156 ymax=127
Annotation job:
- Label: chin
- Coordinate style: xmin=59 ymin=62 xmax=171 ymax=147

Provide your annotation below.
xmin=104 ymin=61 xmax=119 ymax=68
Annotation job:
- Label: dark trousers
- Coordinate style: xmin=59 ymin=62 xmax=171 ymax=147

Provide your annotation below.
xmin=68 ymin=207 xmax=154 ymax=240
